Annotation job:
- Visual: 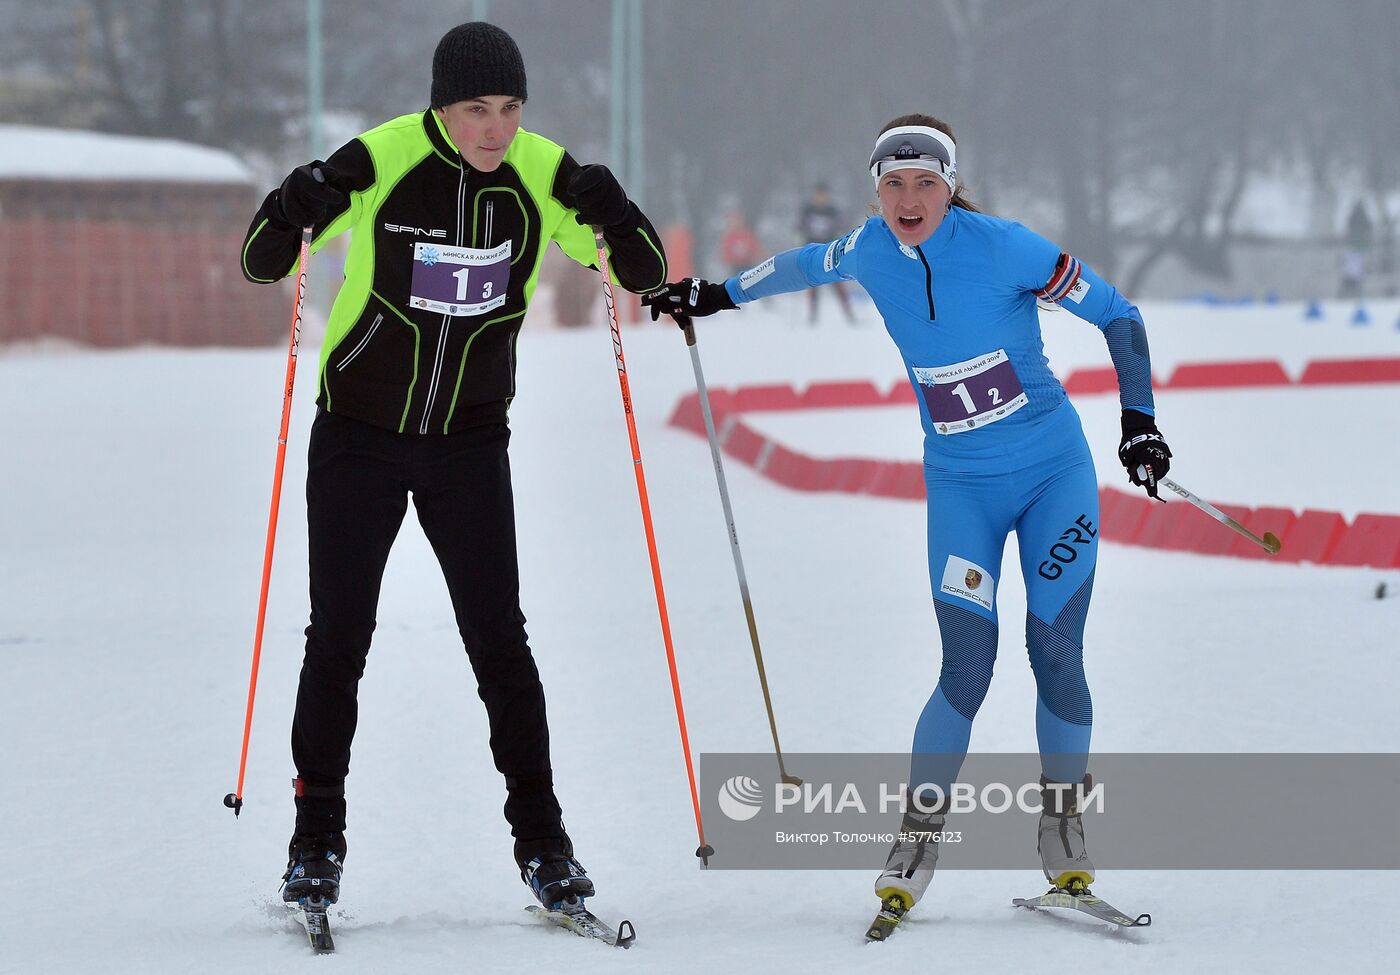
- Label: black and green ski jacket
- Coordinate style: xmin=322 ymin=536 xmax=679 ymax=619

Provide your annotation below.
xmin=241 ymin=109 xmax=667 ymax=434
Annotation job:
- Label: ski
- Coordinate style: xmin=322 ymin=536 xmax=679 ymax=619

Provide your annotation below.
xmin=290 ymin=896 xmax=336 ymax=953
xmin=864 ymin=893 xmax=911 ymax=942
xmin=525 ymin=903 xmax=636 ymax=948
xmin=1013 ymin=887 xmax=1150 ymax=929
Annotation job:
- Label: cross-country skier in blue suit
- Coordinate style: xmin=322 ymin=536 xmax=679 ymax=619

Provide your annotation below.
xmin=643 ymin=114 xmax=1173 ymax=918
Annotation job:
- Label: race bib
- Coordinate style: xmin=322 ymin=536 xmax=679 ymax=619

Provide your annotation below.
xmin=409 ymin=240 xmax=510 ymax=316
xmin=913 ymin=349 xmax=1028 ymax=435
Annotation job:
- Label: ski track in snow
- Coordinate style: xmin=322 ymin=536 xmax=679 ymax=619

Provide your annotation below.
xmin=2 ymin=298 xmax=1397 ymax=973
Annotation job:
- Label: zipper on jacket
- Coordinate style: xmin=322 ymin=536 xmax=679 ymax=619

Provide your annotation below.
xmin=335 ymin=313 xmax=384 ymax=371
xmin=484 ymin=200 xmax=494 ymax=247
xmin=418 ymin=166 xmax=467 ymax=434
xmin=915 ymin=245 xmax=936 ymax=320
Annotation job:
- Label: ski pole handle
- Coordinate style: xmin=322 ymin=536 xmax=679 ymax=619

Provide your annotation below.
xmin=679 ymin=315 xmax=697 ymax=348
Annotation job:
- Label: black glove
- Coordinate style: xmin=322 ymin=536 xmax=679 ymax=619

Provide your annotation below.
xmin=642 ymin=278 xmax=738 ymax=326
xmin=1118 ymin=409 xmax=1172 ymax=500
xmin=277 ymin=161 xmax=344 ymax=228
xmin=568 ymin=163 xmax=630 ymax=228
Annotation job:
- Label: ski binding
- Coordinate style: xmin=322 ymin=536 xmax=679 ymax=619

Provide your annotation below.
xmin=865 ymin=892 xmax=912 ymax=942
xmin=290 ymin=895 xmax=336 ymax=953
xmin=526 ymin=899 xmax=635 ymax=948
xmin=1013 ymin=883 xmax=1150 ymax=929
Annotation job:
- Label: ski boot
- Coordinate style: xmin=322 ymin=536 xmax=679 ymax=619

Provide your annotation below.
xmin=1037 ymin=774 xmax=1096 ymax=893
xmin=522 ymin=852 xmax=595 ymax=908
xmin=876 ymin=798 xmax=948 ymax=901
xmin=280 ymin=831 xmax=346 ymax=905
xmin=518 ymin=835 xmax=593 ymax=909
xmin=867 ymin=796 xmax=947 ymax=940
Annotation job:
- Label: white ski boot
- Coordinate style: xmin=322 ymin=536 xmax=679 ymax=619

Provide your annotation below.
xmin=874 ymin=798 xmax=947 ymax=910
xmin=1037 ymin=774 xmax=1096 ymax=891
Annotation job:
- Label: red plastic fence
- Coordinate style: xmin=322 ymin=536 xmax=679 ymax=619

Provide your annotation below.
xmin=1164 ymin=361 xmax=1291 ymax=388
xmin=1298 ymin=358 xmax=1400 ymax=385
xmin=1063 ymin=367 xmax=1126 ymax=394
xmin=665 ymin=361 xmax=1400 ymax=569
xmin=0 ymin=217 xmax=287 ymax=347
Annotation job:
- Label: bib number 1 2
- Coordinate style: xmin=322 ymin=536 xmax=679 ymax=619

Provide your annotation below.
xmin=950 ymin=382 xmax=1002 ymax=414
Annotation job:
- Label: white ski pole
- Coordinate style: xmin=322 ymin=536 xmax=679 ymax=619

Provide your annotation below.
xmin=678 ymin=316 xmax=800 ymax=787
xmin=1158 ymin=476 xmax=1282 ymax=555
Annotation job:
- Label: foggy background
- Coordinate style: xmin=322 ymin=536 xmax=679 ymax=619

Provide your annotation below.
xmin=1 ymin=0 xmax=1398 ymax=301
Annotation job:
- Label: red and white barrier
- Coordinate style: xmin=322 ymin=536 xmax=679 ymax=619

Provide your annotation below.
xmin=666 ymin=358 xmax=1400 ymax=569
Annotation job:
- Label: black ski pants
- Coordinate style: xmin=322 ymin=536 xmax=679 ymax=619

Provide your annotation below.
xmin=291 ymin=409 xmax=564 ymax=855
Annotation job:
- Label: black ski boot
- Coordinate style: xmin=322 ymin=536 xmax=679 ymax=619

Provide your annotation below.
xmin=517 ymin=833 xmax=594 ymax=908
xmin=280 ymin=831 xmax=346 ymax=905
xmin=522 ymin=852 xmax=595 ymax=908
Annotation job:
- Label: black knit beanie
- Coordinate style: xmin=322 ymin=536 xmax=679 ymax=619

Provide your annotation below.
xmin=430 ymin=22 xmax=527 ymax=108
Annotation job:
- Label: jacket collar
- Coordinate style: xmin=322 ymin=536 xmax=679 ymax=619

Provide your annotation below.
xmin=877 ymin=204 xmax=959 ymax=261
xmin=917 ymin=203 xmax=959 ymax=259
xmin=423 ymin=109 xmax=463 ymax=169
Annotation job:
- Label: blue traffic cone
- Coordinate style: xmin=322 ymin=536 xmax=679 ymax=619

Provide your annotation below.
xmin=1304 ymin=299 xmax=1323 ymax=320
xmin=1351 ymin=305 xmax=1370 ymax=325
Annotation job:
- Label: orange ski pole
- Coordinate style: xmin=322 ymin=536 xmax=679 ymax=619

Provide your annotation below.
xmin=592 ymin=229 xmax=713 ymax=864
xmin=224 ymin=224 xmax=312 ymax=817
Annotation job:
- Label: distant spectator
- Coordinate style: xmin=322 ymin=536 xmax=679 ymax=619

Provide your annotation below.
xmin=719 ymin=209 xmax=764 ymax=277
xmin=1339 ymin=200 xmax=1374 ymax=299
xmin=1346 ymin=199 xmax=1374 ymax=252
xmin=797 ymin=183 xmax=855 ymax=323
xmin=1338 ymin=247 xmax=1366 ymax=299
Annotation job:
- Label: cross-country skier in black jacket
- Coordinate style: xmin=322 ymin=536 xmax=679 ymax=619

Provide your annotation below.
xmin=240 ymin=21 xmax=667 ymax=912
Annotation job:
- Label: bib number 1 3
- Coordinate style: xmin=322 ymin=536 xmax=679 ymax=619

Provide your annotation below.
xmin=451 ymin=269 xmax=494 ymax=302
xmin=410 ymin=239 xmax=510 ymax=316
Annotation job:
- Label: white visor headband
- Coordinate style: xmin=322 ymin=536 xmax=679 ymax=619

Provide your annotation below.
xmin=869 ymin=125 xmax=957 ymax=193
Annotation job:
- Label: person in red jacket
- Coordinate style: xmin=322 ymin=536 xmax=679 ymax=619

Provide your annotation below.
xmin=720 ymin=209 xmax=765 ymax=278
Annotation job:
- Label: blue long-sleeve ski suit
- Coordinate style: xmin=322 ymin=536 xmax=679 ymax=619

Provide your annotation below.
xmin=724 ymin=205 xmax=1155 ymax=791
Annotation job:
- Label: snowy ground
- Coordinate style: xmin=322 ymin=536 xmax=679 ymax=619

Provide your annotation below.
xmin=2 ymin=293 xmax=1397 ymax=973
